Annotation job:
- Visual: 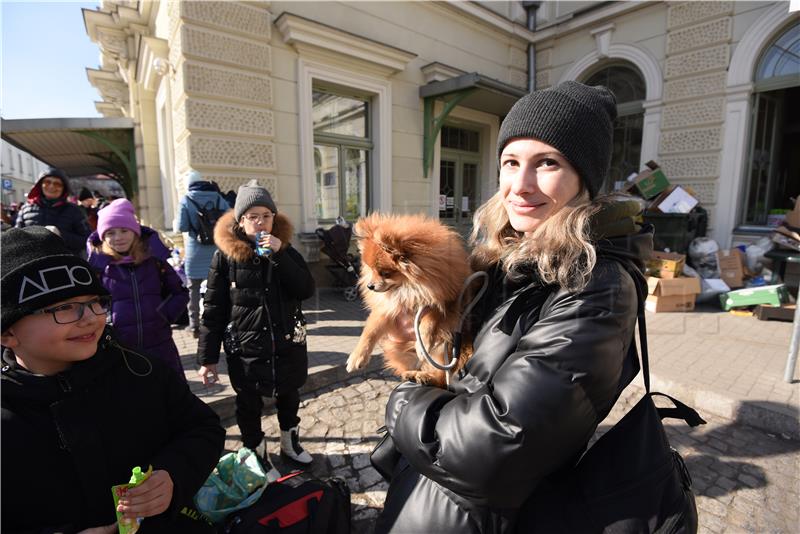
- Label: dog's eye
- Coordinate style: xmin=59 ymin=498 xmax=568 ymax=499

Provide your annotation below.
xmin=378 ymin=270 xmax=392 ymax=278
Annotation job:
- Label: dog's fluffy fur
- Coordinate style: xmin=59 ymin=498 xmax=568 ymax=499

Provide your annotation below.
xmin=345 ymin=213 xmax=472 ymax=387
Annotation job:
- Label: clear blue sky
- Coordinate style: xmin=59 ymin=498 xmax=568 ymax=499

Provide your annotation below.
xmin=2 ymin=1 xmax=102 ymax=119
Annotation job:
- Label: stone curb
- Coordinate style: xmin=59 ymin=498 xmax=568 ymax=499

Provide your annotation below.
xmin=650 ymin=372 xmax=800 ymax=439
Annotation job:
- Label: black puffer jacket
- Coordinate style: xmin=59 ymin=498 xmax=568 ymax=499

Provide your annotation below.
xmin=15 ymin=173 xmax=91 ymax=255
xmin=197 ymin=210 xmax=315 ymax=396
xmin=1 ymin=328 xmax=225 ymax=533
xmin=376 ymin=221 xmax=653 ymax=533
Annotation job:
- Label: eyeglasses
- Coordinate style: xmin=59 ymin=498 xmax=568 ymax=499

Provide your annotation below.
xmin=243 ymin=213 xmax=274 ymax=223
xmin=33 ymin=296 xmax=111 ymax=324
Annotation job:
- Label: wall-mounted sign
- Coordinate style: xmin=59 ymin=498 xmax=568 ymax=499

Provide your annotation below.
xmin=2 ymin=179 xmax=12 ymax=190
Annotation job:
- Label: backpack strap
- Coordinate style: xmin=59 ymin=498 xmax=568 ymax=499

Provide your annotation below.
xmin=184 ymin=196 xmax=204 ymax=235
xmin=622 ymin=260 xmax=705 ymax=427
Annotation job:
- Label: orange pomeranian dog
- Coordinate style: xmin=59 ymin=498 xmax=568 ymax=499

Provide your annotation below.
xmin=345 ymin=213 xmax=472 ymax=387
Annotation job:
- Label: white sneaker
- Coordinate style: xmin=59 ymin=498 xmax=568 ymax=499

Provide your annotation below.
xmin=253 ymin=440 xmax=281 ymax=482
xmin=280 ymin=426 xmax=313 ymax=464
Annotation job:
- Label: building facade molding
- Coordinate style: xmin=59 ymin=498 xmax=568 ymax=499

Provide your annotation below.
xmin=276 ymin=13 xmax=416 ymax=77
xmin=559 ymin=42 xmax=664 ymax=168
xmin=137 ymin=36 xmax=169 ymax=93
xmin=717 ymin=3 xmax=798 ymax=246
xmin=296 ymin=58 xmax=393 ymax=233
xmin=727 ymin=3 xmax=797 ymax=87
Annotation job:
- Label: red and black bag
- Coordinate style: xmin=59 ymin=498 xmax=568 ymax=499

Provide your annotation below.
xmin=223 ymin=471 xmax=351 ymax=534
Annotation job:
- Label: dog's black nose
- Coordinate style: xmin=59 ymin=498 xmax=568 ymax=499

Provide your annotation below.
xmin=367 ymin=283 xmax=375 ymax=291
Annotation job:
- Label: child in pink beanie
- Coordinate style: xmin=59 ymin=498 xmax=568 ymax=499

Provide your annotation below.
xmin=87 ymin=199 xmax=189 ymax=376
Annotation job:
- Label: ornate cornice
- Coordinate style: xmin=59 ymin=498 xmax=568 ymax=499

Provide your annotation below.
xmin=275 ymin=12 xmax=416 ymax=77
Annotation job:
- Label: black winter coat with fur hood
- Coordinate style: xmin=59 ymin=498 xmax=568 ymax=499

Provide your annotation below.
xmin=197 ymin=210 xmax=315 ymax=396
xmin=376 ymin=218 xmax=653 ymax=534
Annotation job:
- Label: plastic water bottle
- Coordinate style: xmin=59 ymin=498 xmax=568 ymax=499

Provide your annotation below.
xmin=256 ymin=231 xmax=272 ymax=257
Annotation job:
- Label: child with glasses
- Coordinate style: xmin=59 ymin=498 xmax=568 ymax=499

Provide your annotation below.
xmin=197 ymin=181 xmax=316 ymax=475
xmin=1 ymin=226 xmax=224 ymax=533
xmin=87 ymin=199 xmax=189 ymax=377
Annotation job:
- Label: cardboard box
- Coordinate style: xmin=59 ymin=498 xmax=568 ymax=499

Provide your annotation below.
xmin=719 ymin=284 xmax=789 ymax=311
xmin=647 ymin=276 xmax=702 ymax=297
xmin=647 ymin=251 xmax=686 ymax=279
xmin=629 ymin=167 xmax=670 ymax=199
xmin=646 ymin=294 xmax=696 ymax=313
xmin=716 ymin=249 xmax=745 ymax=289
xmin=754 ymin=304 xmax=796 ymax=322
xmin=652 ymin=186 xmax=699 ymax=214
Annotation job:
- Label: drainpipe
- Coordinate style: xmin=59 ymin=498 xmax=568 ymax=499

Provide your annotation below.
xmin=522 ymin=2 xmax=541 ymax=92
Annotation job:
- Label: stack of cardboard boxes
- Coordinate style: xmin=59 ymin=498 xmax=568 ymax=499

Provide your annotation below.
xmin=645 ymin=251 xmax=702 ymax=313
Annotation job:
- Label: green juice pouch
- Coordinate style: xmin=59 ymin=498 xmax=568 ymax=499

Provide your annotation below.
xmin=111 ymin=465 xmax=153 ymax=534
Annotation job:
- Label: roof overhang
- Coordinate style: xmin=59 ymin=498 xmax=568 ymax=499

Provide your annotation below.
xmin=0 ymin=117 xmax=135 ymax=179
xmin=419 ymin=72 xmax=528 ymax=117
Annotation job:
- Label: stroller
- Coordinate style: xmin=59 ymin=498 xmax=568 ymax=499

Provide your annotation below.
xmin=316 ymin=216 xmax=361 ymax=301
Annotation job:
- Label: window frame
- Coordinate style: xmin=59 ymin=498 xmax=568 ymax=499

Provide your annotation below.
xmin=297 ymin=59 xmax=392 ymax=233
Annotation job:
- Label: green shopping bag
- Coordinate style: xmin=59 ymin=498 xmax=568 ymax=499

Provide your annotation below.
xmin=193 ymin=447 xmax=269 ymax=523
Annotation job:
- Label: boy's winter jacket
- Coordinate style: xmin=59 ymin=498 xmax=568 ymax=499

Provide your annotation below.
xmin=197 ymin=210 xmax=315 ymax=396
xmin=1 ymin=329 xmax=225 ymax=533
xmin=175 ymin=181 xmax=231 ymax=279
xmin=88 ymin=227 xmax=189 ymax=375
xmin=16 ymin=174 xmax=91 ymax=255
xmin=376 ymin=210 xmax=654 ymax=533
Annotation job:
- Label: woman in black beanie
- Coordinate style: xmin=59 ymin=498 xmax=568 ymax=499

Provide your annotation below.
xmin=375 ymin=81 xmax=659 ymax=533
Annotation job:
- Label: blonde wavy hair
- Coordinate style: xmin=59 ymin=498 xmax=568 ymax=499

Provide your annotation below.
xmin=100 ymin=233 xmax=150 ymax=264
xmin=470 ymin=189 xmax=608 ymax=293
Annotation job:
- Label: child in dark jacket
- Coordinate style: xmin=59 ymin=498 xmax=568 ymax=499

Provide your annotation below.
xmin=197 ymin=182 xmax=315 ymax=475
xmin=88 ymin=199 xmax=188 ymax=376
xmin=1 ymin=226 xmax=225 ymax=533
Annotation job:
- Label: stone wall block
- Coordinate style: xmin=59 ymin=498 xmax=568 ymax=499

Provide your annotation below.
xmin=535 ymin=70 xmax=550 ymax=90
xmin=662 ymin=97 xmax=725 ymax=130
xmin=183 ymin=62 xmax=272 ymax=105
xmin=174 ymin=138 xmax=190 ymax=176
xmin=665 ymin=44 xmax=728 ymax=79
xmin=204 ymin=174 xmax=277 ymax=198
xmin=535 ymin=47 xmax=551 ymax=69
xmin=189 ymin=136 xmax=275 ymax=170
xmin=660 ymin=154 xmax=720 ymax=179
xmin=664 ymin=72 xmax=727 ymax=102
xmin=185 ymin=100 xmax=274 ymax=137
xmin=509 ymin=69 xmax=527 ymax=90
xmin=660 ymin=127 xmax=721 ymax=154
xmin=510 ymin=46 xmax=527 ymax=70
xmin=181 ymin=25 xmax=272 ymax=72
xmin=668 ymin=1 xmax=733 ymax=29
xmin=172 ymin=104 xmax=187 ymax=140
xmin=667 ymin=18 xmax=732 ymax=55
xmin=180 ymin=1 xmax=271 ymax=41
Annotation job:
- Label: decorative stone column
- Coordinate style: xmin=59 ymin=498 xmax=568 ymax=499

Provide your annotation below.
xmin=659 ymin=1 xmax=735 ymax=235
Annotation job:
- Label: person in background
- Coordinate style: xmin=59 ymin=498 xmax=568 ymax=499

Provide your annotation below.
xmin=174 ymin=169 xmax=231 ymax=338
xmin=1 ymin=226 xmax=224 ymax=533
xmin=15 ymin=168 xmax=91 ymax=257
xmin=375 ymin=81 xmax=655 ymax=533
xmin=197 ymin=182 xmax=316 ymax=473
xmin=78 ymin=187 xmax=99 ymax=230
xmin=88 ymin=199 xmax=189 ymax=377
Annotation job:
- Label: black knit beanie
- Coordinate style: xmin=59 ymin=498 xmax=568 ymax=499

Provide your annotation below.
xmin=1 ymin=227 xmax=108 ymax=331
xmin=497 ymin=81 xmax=617 ymax=199
xmin=233 ymin=180 xmax=277 ymax=220
xmin=78 ymin=187 xmax=94 ymax=201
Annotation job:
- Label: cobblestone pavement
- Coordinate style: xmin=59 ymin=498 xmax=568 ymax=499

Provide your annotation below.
xmin=223 ymin=371 xmax=800 ymax=534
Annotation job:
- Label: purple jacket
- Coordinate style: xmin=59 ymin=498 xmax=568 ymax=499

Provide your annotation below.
xmin=87 ymin=227 xmax=189 ymax=374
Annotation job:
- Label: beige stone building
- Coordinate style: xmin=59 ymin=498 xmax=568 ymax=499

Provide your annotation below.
xmin=84 ymin=1 xmax=798 ymax=257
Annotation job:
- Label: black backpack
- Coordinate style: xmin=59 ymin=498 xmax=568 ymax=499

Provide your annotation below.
xmin=186 ymin=196 xmax=226 ymax=245
xmin=223 ymin=471 xmax=351 ymax=534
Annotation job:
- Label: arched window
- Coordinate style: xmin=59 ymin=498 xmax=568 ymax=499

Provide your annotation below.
xmin=741 ymin=22 xmax=800 ymax=228
xmin=583 ymin=63 xmax=646 ymax=190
